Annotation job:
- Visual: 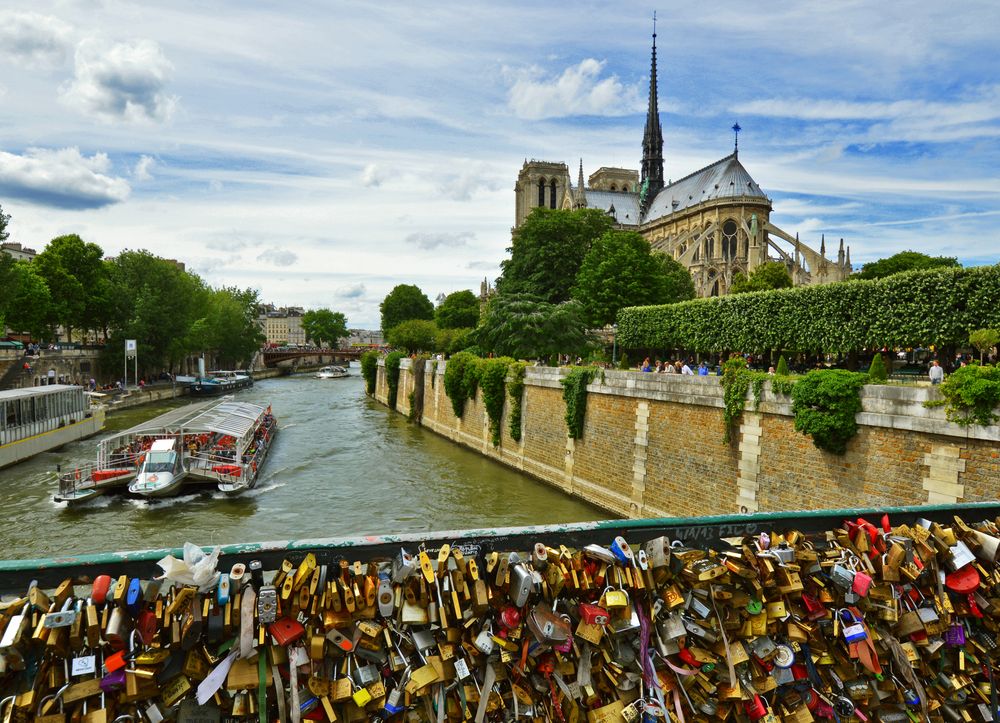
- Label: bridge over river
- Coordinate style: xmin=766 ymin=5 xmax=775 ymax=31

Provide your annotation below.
xmin=259 ymin=348 xmax=365 ymax=368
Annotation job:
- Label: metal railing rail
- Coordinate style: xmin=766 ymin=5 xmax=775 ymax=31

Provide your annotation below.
xmin=1 ymin=501 xmax=998 ymax=593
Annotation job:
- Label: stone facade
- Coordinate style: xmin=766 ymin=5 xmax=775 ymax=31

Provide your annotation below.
xmin=377 ymin=360 xmax=999 ymax=519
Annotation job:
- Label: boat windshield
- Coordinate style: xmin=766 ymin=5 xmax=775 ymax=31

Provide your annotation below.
xmin=144 ymin=451 xmax=176 ymax=473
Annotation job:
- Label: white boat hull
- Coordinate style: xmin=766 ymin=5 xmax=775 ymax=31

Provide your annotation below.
xmin=128 ymin=470 xmax=188 ymax=498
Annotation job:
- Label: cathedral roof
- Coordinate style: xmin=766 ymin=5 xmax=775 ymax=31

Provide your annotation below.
xmin=583 ymin=190 xmax=640 ymax=226
xmin=644 ymin=153 xmax=769 ymax=221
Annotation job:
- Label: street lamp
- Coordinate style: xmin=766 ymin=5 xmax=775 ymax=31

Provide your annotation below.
xmin=612 ymin=324 xmax=618 ymax=366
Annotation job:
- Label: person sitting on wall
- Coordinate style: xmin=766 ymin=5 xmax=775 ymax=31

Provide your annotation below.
xmin=929 ymin=360 xmax=945 ymax=385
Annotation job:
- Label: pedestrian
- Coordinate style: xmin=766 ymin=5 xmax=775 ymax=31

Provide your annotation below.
xmin=698 ymin=361 xmax=709 ymax=376
xmin=929 ymin=360 xmax=944 ymax=385
xmin=641 ymin=357 xmax=652 ymax=372
xmin=681 ymin=360 xmax=694 ymax=375
xmin=664 ymin=360 xmax=676 ymax=374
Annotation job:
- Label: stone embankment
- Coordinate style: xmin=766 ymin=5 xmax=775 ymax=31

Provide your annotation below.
xmin=375 ymin=359 xmax=999 ymax=519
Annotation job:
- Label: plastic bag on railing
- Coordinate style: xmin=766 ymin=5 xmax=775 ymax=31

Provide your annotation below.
xmin=156 ymin=542 xmax=221 ymax=592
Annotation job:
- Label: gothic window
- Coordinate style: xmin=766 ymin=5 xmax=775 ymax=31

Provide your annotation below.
xmin=711 ymin=280 xmax=720 ymax=296
xmin=537 ymin=179 xmax=545 ymax=207
xmin=722 ymin=219 xmax=739 ymax=259
xmin=549 ymin=180 xmax=557 ymax=209
xmin=610 ymin=184 xmax=617 ymax=191
xmin=706 ymin=235 xmax=714 ymax=259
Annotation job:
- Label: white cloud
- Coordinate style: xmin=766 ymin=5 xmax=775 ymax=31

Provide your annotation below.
xmin=405 ymin=231 xmax=474 ymax=250
xmin=0 ymin=147 xmax=130 ymax=209
xmin=0 ymin=12 xmax=72 ymax=69
xmin=361 ymin=163 xmax=384 ymax=187
xmin=256 ymin=248 xmax=298 ymax=266
xmin=133 ymin=155 xmax=155 ymax=181
xmin=336 ymin=283 xmax=366 ymax=298
xmin=61 ymin=38 xmax=177 ymax=123
xmin=506 ymin=58 xmax=642 ymax=120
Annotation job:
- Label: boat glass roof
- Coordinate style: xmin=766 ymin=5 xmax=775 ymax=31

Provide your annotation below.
xmin=105 ymin=397 xmax=266 ymax=442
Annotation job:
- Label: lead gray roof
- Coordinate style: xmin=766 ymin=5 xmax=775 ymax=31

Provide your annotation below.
xmin=645 ymin=153 xmax=769 ymax=221
xmin=583 ymin=190 xmax=641 ymax=226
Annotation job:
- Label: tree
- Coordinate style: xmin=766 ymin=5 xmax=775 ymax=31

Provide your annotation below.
xmin=0 ymin=203 xmax=9 ymax=243
xmin=856 ymin=250 xmax=959 ymax=280
xmin=969 ymin=328 xmax=1000 ymax=363
xmin=868 ymin=352 xmax=888 ymax=382
xmin=435 ymin=289 xmax=480 ymax=329
xmin=776 ymin=355 xmax=790 ymax=376
xmin=380 ymin=284 xmax=434 ymax=333
xmin=301 ymin=309 xmax=349 ymax=348
xmin=730 ymin=262 xmax=794 ymax=294
xmin=435 ymin=327 xmax=473 ymax=356
xmin=5 ymin=261 xmax=52 ymax=340
xmin=191 ymin=287 xmax=265 ymax=367
xmin=34 ymin=234 xmax=106 ymax=340
xmin=572 ymin=230 xmax=687 ymax=327
xmin=472 ymin=294 xmax=593 ymax=360
xmin=498 ymin=207 xmax=614 ymax=303
xmin=654 ymin=252 xmax=696 ymax=303
xmin=387 ymin=319 xmax=438 ymax=354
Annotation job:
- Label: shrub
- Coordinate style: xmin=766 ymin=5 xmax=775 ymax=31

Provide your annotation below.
xmin=933 ymin=363 xmax=1000 ymax=426
xmin=720 ymin=356 xmax=752 ymax=443
xmin=775 ymin=355 xmax=789 ymax=376
xmin=867 ymin=353 xmax=888 ymax=383
xmin=384 ymin=351 xmax=406 ymax=408
xmin=791 ymin=370 xmax=867 ymax=454
xmin=360 ymin=351 xmax=379 ymax=395
xmin=479 ymin=357 xmax=514 ymax=447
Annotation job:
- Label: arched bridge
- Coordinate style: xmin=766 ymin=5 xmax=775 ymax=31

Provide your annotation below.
xmin=260 ymin=348 xmax=365 ymax=368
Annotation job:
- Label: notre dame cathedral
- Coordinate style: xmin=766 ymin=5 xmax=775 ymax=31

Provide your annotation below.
xmin=513 ymin=31 xmax=852 ymax=297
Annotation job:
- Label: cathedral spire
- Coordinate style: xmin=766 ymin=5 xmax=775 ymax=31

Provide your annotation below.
xmin=577 ymin=158 xmax=585 ymax=192
xmin=640 ymin=13 xmax=664 ymax=215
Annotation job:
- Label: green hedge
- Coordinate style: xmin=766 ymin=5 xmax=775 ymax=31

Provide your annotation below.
xmin=618 ymin=265 xmax=1000 ymax=353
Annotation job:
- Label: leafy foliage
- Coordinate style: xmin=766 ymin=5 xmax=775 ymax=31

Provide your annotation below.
xmin=653 ymin=252 xmax=696 ymax=303
xmin=479 ymin=357 xmax=514 ymax=446
xmin=776 ymin=355 xmax=790 ymax=376
xmin=384 ymin=351 xmax=406 ymax=408
xmin=0 ymin=202 xmax=9 ymax=243
xmin=791 ymin=370 xmax=867 ymax=454
xmin=969 ymin=328 xmax=999 ymax=362
xmin=443 ymin=351 xmax=478 ymax=418
xmin=435 ymin=289 xmax=480 ymax=329
xmin=301 ymin=309 xmax=348 ymax=348
xmin=3 ymin=261 xmax=51 ymax=339
xmin=867 ymin=353 xmax=888 ymax=383
xmin=386 ymin=319 xmax=437 ymax=354
xmin=561 ymin=367 xmax=596 ymax=440
xmin=856 ymin=250 xmax=959 ymax=280
xmin=720 ymin=356 xmax=752 ymax=443
xmin=380 ymin=284 xmax=434 ymax=333
xmin=507 ymin=361 xmax=527 ymax=442
xmin=34 ymin=234 xmax=106 ymax=340
xmin=618 ymin=265 xmax=1000 ymax=354
xmin=730 ymin=262 xmax=793 ymax=294
xmin=360 ymin=351 xmax=379 ymax=395
xmin=933 ymin=363 xmax=1000 ymax=426
xmin=473 ymin=293 xmax=593 ymax=360
xmin=498 ymin=207 xmax=614 ymax=303
xmin=572 ymin=230 xmax=689 ymax=327
xmin=434 ymin=327 xmax=472 ymax=356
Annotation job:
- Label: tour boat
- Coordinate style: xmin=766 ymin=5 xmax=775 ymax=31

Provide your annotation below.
xmin=186 ymin=370 xmax=254 ymax=396
xmin=315 ymin=365 xmax=349 ymax=379
xmin=128 ymin=437 xmax=188 ymax=497
xmin=54 ymin=396 xmax=277 ymax=504
xmin=1 ymin=385 xmax=105 ymax=470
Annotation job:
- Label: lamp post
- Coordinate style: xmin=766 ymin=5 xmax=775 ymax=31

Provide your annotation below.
xmin=612 ymin=324 xmax=618 ymax=366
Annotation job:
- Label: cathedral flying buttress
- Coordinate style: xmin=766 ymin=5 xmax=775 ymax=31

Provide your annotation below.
xmin=512 ymin=29 xmax=852 ymax=297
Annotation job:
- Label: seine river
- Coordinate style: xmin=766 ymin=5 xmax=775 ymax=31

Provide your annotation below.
xmin=0 ymin=369 xmax=608 ymax=559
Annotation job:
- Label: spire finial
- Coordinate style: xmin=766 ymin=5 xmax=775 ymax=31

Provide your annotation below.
xmin=640 ymin=14 xmax=665 ymax=215
xmin=653 ymin=10 xmax=657 ymax=45
xmin=732 ymin=122 xmax=741 ymax=156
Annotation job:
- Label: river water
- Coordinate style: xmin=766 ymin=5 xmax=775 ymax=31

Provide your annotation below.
xmin=0 ymin=370 xmax=608 ymax=559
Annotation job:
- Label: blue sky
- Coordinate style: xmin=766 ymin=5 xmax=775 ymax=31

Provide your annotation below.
xmin=1 ymin=1 xmax=998 ymax=327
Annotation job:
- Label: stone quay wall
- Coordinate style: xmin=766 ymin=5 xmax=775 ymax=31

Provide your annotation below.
xmin=375 ymin=359 xmax=999 ymax=518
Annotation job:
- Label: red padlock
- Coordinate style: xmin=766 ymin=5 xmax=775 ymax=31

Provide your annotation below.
xmin=578 ymin=602 xmax=609 ymax=626
xmin=499 ymin=606 xmax=521 ymax=631
xmin=136 ymin=610 xmax=159 ymax=646
xmin=744 ymin=694 xmax=767 ymax=720
xmin=677 ymin=646 xmax=702 ymax=668
xmin=92 ymin=574 xmax=112 ymax=605
xmin=268 ymin=617 xmax=305 ymax=646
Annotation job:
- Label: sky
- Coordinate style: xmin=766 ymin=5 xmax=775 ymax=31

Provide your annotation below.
xmin=1 ymin=1 xmax=998 ymax=328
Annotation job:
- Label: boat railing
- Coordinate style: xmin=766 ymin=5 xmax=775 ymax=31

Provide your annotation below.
xmin=57 ymin=454 xmax=141 ymax=495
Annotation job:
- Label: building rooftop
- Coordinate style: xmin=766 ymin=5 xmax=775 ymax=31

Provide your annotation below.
xmin=645 ymin=153 xmax=769 ymax=220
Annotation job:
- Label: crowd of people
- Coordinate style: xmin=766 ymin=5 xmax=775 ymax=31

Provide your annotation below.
xmin=638 ymin=357 xmax=719 ymax=375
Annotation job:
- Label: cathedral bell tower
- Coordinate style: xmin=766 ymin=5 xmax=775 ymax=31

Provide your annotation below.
xmin=640 ymin=18 xmax=664 ymax=216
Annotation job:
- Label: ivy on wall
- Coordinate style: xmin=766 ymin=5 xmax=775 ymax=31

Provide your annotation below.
xmin=507 ymin=361 xmax=527 ymax=443
xmin=929 ymin=363 xmax=1000 ymax=426
xmin=561 ymin=367 xmax=596 ymax=440
xmin=479 ymin=357 xmax=515 ymax=447
xmin=618 ymin=265 xmax=1000 ymax=353
xmin=360 ymin=351 xmax=378 ymax=395
xmin=791 ymin=369 xmax=867 ymax=454
xmin=384 ymin=351 xmax=405 ymax=409
xmin=443 ymin=351 xmax=478 ymax=418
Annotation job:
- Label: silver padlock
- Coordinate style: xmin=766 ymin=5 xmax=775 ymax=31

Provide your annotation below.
xmin=474 ymin=623 xmax=495 ymax=654
xmin=392 ymin=548 xmax=417 ymax=583
xmin=43 ymin=598 xmax=76 ymax=628
xmin=658 ymin=612 xmax=686 ymax=641
xmin=948 ymin=541 xmax=977 ymax=571
xmin=642 ymin=536 xmax=671 ymax=568
xmin=508 ymin=554 xmax=534 ymax=607
xmin=376 ymin=579 xmax=394 ymax=618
